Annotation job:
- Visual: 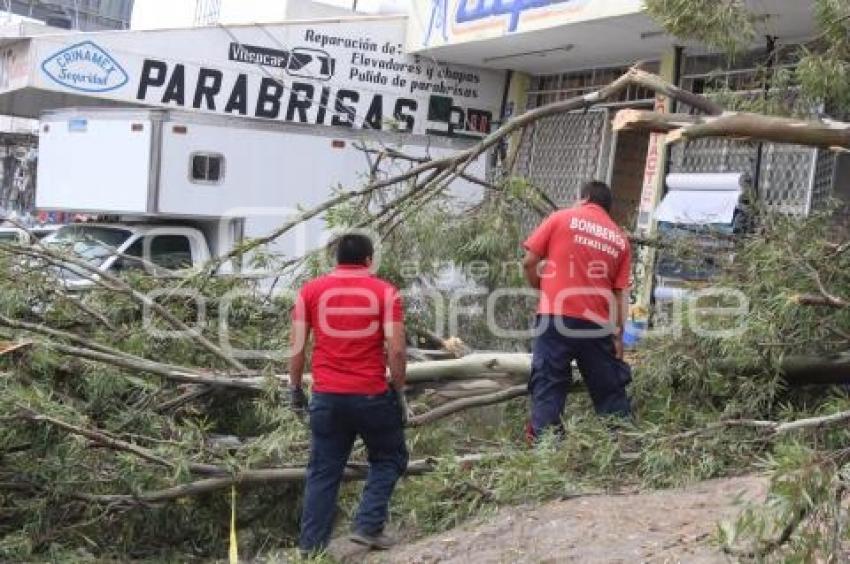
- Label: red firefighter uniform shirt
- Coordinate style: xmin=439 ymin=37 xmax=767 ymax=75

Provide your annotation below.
xmin=293 ymin=265 xmax=403 ymax=395
xmin=523 ymin=203 xmax=631 ymax=324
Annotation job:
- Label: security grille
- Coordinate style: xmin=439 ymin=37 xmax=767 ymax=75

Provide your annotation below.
xmin=520 ymin=54 xmax=831 ymax=220
xmin=759 ymin=144 xmax=817 ymax=215
xmin=811 ymin=150 xmax=836 ymax=212
xmin=194 ymin=0 xmax=221 ymax=26
xmin=513 ymin=110 xmax=611 ymax=230
xmin=668 ymin=138 xmax=758 ymax=175
xmin=526 ymin=64 xmax=659 ymax=110
xmin=516 ymin=64 xmax=657 ymax=229
xmin=675 ymin=50 xmax=830 ymax=216
xmin=0 ymin=139 xmax=37 ymax=215
xmin=669 ymin=138 xmax=819 ymax=216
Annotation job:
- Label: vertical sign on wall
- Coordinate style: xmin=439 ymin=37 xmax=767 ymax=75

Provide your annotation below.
xmin=631 ymin=51 xmax=675 ymax=324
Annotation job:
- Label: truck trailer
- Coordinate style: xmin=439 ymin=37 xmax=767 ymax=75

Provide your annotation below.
xmin=0 ymin=14 xmax=503 ymax=285
xmin=36 ymin=107 xmax=488 ymax=287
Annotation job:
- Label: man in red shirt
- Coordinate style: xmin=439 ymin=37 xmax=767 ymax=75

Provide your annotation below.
xmin=289 ymin=233 xmax=408 ymax=554
xmin=522 ymin=181 xmax=632 ymax=439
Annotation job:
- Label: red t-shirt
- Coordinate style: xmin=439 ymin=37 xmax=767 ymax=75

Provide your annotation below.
xmin=523 ymin=203 xmax=631 ymax=324
xmin=293 ymin=265 xmax=403 ymax=395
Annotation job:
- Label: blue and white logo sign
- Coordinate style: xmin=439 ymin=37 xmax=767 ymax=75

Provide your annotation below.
xmin=423 ymin=0 xmax=592 ymax=47
xmin=41 ymin=41 xmax=128 ymax=92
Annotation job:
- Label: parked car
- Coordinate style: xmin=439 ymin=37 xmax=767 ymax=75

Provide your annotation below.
xmin=0 ymin=224 xmax=60 ymax=245
xmin=40 ymin=222 xmax=211 ymax=290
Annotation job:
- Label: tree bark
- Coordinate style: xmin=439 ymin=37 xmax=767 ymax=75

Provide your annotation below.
xmin=614 ymin=110 xmax=850 ymax=150
xmin=406 ymin=353 xmax=531 ymax=383
xmin=409 ymin=385 xmax=527 ymax=427
xmin=613 ymin=110 xmax=705 ymax=133
xmin=72 ymin=454 xmax=490 ymax=505
xmin=668 ymin=113 xmax=850 ymax=150
xmin=18 ymin=409 xmax=224 ymax=475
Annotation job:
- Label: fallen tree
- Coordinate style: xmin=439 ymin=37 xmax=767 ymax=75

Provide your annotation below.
xmin=2 ymin=65 xmax=850 ymax=561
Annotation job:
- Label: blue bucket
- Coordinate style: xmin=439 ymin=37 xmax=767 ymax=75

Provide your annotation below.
xmin=623 ymin=320 xmax=647 ymax=348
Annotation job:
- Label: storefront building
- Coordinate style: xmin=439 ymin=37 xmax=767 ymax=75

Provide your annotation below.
xmin=406 ymin=0 xmax=836 ymax=316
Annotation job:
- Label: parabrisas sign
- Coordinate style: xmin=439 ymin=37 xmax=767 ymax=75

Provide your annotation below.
xmin=41 ymin=41 xmax=129 ymax=93
xmin=424 ymin=0 xmax=591 ymax=46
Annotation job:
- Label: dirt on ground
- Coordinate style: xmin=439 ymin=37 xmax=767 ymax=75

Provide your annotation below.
xmin=329 ymin=474 xmax=768 ymax=563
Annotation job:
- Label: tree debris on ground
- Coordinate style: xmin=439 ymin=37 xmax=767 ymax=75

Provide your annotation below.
xmin=2 ymin=66 xmax=850 ymax=562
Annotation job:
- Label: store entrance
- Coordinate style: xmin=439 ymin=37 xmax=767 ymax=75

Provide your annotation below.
xmin=608 ymin=128 xmax=651 ymax=230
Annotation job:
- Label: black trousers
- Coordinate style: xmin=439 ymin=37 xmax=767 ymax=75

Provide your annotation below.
xmin=299 ymin=390 xmax=408 ymax=553
xmin=528 ymin=315 xmax=632 ymax=437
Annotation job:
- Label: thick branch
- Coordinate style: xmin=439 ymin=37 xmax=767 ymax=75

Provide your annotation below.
xmin=667 ymin=112 xmax=850 ymax=150
xmin=409 ymin=385 xmax=527 ymax=427
xmin=613 ymin=110 xmax=705 ymax=133
xmin=74 ymin=454 xmax=489 ymax=505
xmin=406 ymin=353 xmax=531 ymax=383
xmin=628 ymin=70 xmax=724 ymax=116
xmin=0 ymin=314 xmax=175 ymax=368
xmin=791 ymin=293 xmax=850 ymax=309
xmin=190 ymin=67 xmax=722 ymax=277
xmin=45 ymin=341 xmax=264 ymax=390
xmin=0 ymin=340 xmax=32 ymax=357
xmin=671 ymin=409 xmax=850 ymax=442
xmin=617 ymin=109 xmax=850 ymax=150
xmin=18 ymin=409 xmax=223 ymax=475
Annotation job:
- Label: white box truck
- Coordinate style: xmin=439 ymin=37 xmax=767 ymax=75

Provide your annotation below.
xmin=36 ymin=107 xmax=487 ymax=288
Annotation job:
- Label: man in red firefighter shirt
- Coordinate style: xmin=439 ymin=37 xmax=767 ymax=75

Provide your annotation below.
xmin=289 ymin=233 xmax=408 ymax=554
xmin=522 ymin=180 xmax=633 ymax=438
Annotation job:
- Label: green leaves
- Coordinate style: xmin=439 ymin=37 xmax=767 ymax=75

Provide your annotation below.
xmin=643 ymin=0 xmax=756 ymax=54
xmin=645 ymin=0 xmax=850 ymax=114
xmin=797 ymin=50 xmax=850 ymax=110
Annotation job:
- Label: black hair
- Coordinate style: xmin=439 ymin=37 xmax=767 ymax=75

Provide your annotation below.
xmin=335 ymin=233 xmax=374 ymax=266
xmin=580 ymin=180 xmax=613 ymax=213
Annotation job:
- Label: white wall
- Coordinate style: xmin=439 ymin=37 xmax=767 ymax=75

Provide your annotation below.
xmin=218 ymin=0 xmax=289 ymax=25
xmin=131 ymin=0 xmax=196 ymax=29
xmin=131 ymin=0 xmax=406 ymax=30
xmin=284 ymin=1 xmax=357 ymax=20
xmin=220 ymin=0 xmax=354 ymax=24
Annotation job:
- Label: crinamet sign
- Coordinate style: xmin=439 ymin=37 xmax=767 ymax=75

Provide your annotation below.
xmin=408 ymin=0 xmax=643 ymax=51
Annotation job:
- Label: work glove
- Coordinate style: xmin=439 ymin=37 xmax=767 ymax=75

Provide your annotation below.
xmin=289 ymin=386 xmax=308 ymax=418
xmin=395 ymin=388 xmax=412 ymax=427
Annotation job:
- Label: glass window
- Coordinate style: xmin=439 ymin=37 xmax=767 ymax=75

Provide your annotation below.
xmin=148 ymin=235 xmax=193 ymax=270
xmin=192 ymin=155 xmax=206 ymax=180
xmin=113 ymin=239 xmax=143 ymax=272
xmin=43 ymin=225 xmax=132 ymax=282
xmin=190 ymin=153 xmax=225 ymax=183
xmin=45 ymin=225 xmax=131 ymax=265
xmin=207 ymin=156 xmax=222 ymax=182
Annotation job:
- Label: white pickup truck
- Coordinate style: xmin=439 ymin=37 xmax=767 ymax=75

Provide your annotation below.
xmin=40 ymin=222 xmax=212 ymax=289
xmin=0 ymin=224 xmax=60 ymax=244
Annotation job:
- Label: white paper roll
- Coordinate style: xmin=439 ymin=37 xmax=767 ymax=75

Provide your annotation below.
xmin=665 ymin=173 xmax=748 ymax=192
xmin=656 ymin=173 xmax=745 ymax=225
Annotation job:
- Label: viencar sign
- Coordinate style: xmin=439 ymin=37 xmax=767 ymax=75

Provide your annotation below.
xmin=29 ymin=19 xmax=503 ymax=138
xmin=41 ymin=41 xmax=128 ymax=92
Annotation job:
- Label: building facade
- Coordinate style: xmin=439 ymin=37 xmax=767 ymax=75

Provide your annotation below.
xmin=406 ymin=0 xmax=833 ymax=318
xmin=0 ymin=0 xmax=133 ymax=219
xmin=2 ymin=0 xmax=133 ymax=30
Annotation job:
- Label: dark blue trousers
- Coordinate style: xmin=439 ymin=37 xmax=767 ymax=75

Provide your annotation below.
xmin=299 ymin=390 xmax=408 ymax=553
xmin=529 ymin=315 xmax=632 ymax=437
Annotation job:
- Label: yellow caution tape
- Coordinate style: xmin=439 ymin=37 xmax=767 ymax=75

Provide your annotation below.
xmin=229 ymin=484 xmax=238 ymax=564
